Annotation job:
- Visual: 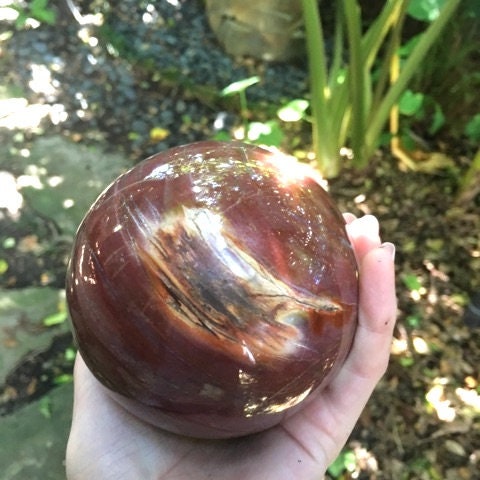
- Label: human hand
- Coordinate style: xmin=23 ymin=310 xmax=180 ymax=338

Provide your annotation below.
xmin=66 ymin=214 xmax=397 ymax=480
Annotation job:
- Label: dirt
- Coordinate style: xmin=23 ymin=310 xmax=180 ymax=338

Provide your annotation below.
xmin=328 ymin=156 xmax=480 ymax=479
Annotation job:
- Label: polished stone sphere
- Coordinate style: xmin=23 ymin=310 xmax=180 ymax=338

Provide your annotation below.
xmin=66 ymin=141 xmax=358 ymax=438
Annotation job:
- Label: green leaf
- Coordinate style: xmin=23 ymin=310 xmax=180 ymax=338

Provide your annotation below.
xmin=400 ymin=356 xmax=415 ymax=367
xmin=398 ymin=34 xmax=422 ymax=58
xmin=127 ymin=132 xmax=141 ymax=141
xmin=211 ymin=131 xmax=232 ymax=142
xmin=401 ymin=273 xmax=423 ymax=291
xmin=465 ymin=113 xmax=480 ymax=141
xmin=407 ymin=314 xmax=422 ymax=328
xmin=0 ymin=259 xmax=8 ymax=275
xmin=277 ymin=99 xmax=309 ymax=122
xmin=247 ymin=120 xmax=284 ymax=147
xmin=221 ymin=76 xmax=260 ymax=96
xmin=407 ymin=0 xmax=447 ymax=22
xmin=2 ymin=237 xmax=16 ymax=249
xmin=14 ymin=11 xmax=28 ymax=28
xmin=38 ymin=396 xmax=52 ymax=419
xmin=64 ymin=347 xmax=77 ymax=362
xmin=34 ymin=8 xmax=56 ymax=25
xmin=29 ymin=0 xmax=56 ymax=24
xmin=54 ymin=373 xmax=73 ymax=385
xmin=399 ymin=89 xmax=424 ymax=116
xmin=42 ymin=310 xmax=67 ymax=327
xmin=31 ymin=0 xmax=50 ymax=9
xmin=429 ymin=103 xmax=445 ymax=134
xmin=328 ymin=450 xmax=356 ymax=477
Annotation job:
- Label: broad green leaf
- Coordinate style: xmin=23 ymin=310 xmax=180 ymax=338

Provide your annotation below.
xmin=42 ymin=310 xmax=67 ymax=327
xmin=399 ymin=89 xmax=424 ymax=116
xmin=277 ymin=99 xmax=309 ymax=122
xmin=328 ymin=450 xmax=356 ymax=477
xmin=31 ymin=0 xmax=50 ymax=9
xmin=14 ymin=11 xmax=28 ymax=28
xmin=465 ymin=113 xmax=480 ymax=141
xmin=398 ymin=34 xmax=422 ymax=58
xmin=0 ymin=259 xmax=8 ymax=275
xmin=401 ymin=273 xmax=423 ymax=291
xmin=221 ymin=76 xmax=260 ymax=96
xmin=407 ymin=0 xmax=447 ymax=22
xmin=34 ymin=8 xmax=56 ymax=25
xmin=247 ymin=120 xmax=284 ymax=147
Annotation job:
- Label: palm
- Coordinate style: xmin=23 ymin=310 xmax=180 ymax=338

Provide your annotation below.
xmin=66 ymin=214 xmax=396 ymax=480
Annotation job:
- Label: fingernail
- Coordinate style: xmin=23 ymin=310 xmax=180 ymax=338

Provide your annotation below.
xmin=346 ymin=214 xmax=380 ymax=240
xmin=342 ymin=212 xmax=356 ymax=224
xmin=381 ymin=242 xmax=396 ymax=261
xmin=358 ymin=214 xmax=379 ymax=229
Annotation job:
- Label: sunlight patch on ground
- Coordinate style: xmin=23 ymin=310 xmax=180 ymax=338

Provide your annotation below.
xmin=17 ymin=165 xmax=47 ymax=189
xmin=0 ymin=100 xmax=65 ymax=129
xmin=0 ymin=171 xmax=23 ymax=217
xmin=426 ymin=380 xmax=457 ymax=422
xmin=456 ymin=386 xmax=480 ymax=412
xmin=426 ymin=376 xmax=480 ymax=425
xmin=0 ymin=3 xmax=19 ymax=22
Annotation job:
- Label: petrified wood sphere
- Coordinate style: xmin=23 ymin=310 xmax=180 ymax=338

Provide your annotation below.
xmin=66 ymin=141 xmax=358 ymax=439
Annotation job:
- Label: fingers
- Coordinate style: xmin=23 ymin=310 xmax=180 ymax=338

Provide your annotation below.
xmin=338 ymin=214 xmax=397 ymax=381
xmin=304 ymin=238 xmax=396 ymax=459
xmin=67 ymin=354 xmax=158 ymax=479
xmin=326 ymin=236 xmax=396 ymax=397
xmin=279 ymin=228 xmax=396 ymax=467
xmin=66 ymin=355 xmax=106 ymax=479
xmin=67 ymin=355 xmax=115 ymax=450
xmin=69 ymin=353 xmax=129 ymax=431
xmin=345 ymin=241 xmax=397 ymax=379
xmin=70 ymin=354 xmax=106 ymax=416
xmin=344 ymin=214 xmax=382 ymax=264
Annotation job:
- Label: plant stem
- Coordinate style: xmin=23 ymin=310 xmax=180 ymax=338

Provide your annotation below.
xmin=388 ymin=3 xmax=416 ymax=169
xmin=370 ymin=6 xmax=406 ymax=117
xmin=328 ymin=7 xmax=344 ymax=90
xmin=365 ymin=0 xmax=462 ymax=159
xmin=239 ymin=90 xmax=249 ymax=136
xmin=302 ymin=0 xmax=338 ymax=177
xmin=343 ymin=0 xmax=365 ymax=167
xmin=458 ymin=148 xmax=480 ymax=201
xmin=362 ymin=0 xmax=405 ymax=70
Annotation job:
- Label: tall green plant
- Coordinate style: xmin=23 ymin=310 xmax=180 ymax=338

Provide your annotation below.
xmin=302 ymin=0 xmax=462 ymax=178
